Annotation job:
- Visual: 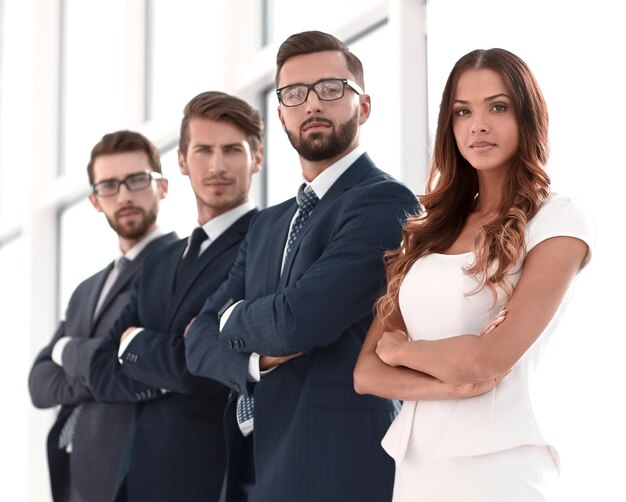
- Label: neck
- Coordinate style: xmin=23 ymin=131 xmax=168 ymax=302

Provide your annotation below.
xmin=299 ymin=143 xmax=358 ymax=182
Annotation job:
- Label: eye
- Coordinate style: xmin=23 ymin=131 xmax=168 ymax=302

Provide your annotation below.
xmin=453 ymin=108 xmax=470 ymax=117
xmin=491 ymin=103 xmax=508 ymax=112
xmin=98 ymin=180 xmax=118 ymax=191
xmin=284 ymin=86 xmax=306 ymax=101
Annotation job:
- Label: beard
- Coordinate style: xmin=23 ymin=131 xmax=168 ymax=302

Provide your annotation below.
xmin=286 ymin=111 xmax=359 ymax=162
xmin=105 ymin=205 xmax=157 ymax=240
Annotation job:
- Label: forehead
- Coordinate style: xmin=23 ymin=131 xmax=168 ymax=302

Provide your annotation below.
xmin=454 ymin=68 xmax=508 ymax=100
xmin=92 ymin=151 xmax=151 ymax=181
xmin=278 ymin=50 xmax=352 ymax=87
xmin=187 ymin=117 xmax=249 ymax=145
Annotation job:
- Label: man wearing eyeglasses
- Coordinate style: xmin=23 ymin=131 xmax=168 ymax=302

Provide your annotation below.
xmin=185 ymin=31 xmax=418 ymax=502
xmin=29 ymin=130 xmax=178 ymax=502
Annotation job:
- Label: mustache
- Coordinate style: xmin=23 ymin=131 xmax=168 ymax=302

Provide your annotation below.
xmin=114 ymin=206 xmax=143 ymax=219
xmin=300 ymin=116 xmax=333 ymax=131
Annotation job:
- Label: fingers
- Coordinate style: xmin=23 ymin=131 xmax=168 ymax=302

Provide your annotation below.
xmin=480 ymin=308 xmax=508 ymax=336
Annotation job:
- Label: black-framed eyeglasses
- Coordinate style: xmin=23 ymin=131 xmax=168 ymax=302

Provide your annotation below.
xmin=92 ymin=171 xmax=163 ymax=197
xmin=276 ymin=78 xmax=364 ymax=107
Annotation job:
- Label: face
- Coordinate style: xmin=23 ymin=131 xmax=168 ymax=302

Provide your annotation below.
xmin=88 ymin=151 xmax=167 ymax=243
xmin=277 ymin=50 xmax=371 ymax=165
xmin=452 ymin=68 xmax=519 ymax=175
xmin=178 ymin=118 xmax=262 ymax=223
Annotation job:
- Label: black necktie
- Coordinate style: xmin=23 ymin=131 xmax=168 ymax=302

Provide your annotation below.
xmin=176 ymin=227 xmax=208 ymax=288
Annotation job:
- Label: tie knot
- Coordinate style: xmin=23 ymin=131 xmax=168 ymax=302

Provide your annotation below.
xmin=117 ymin=256 xmax=131 ymax=272
xmin=297 ymin=184 xmax=319 ymax=211
xmin=189 ymin=227 xmax=208 ymax=248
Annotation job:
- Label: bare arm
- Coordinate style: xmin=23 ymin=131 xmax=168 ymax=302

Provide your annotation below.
xmin=376 ymin=236 xmax=588 ymax=385
xmin=354 ymin=313 xmax=499 ymax=401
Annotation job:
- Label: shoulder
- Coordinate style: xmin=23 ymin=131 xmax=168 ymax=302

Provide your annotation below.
xmin=527 ymin=192 xmax=596 ymax=255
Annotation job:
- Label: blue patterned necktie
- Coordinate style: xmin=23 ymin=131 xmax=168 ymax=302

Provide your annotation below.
xmin=236 ymin=184 xmax=319 ymax=433
xmin=285 ymin=184 xmax=320 ymax=257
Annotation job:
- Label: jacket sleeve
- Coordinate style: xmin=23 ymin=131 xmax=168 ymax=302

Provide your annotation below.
xmin=185 ymin=235 xmax=253 ymax=396
xmin=219 ymin=183 xmax=416 ymax=356
xmin=89 ymin=287 xmax=162 ymax=404
xmin=118 ymin=328 xmax=228 ymax=397
xmin=28 ymin=321 xmax=93 ymax=408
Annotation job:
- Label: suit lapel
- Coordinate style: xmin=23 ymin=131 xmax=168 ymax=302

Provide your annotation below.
xmin=92 ymin=232 xmax=178 ymax=330
xmin=165 ymin=212 xmax=255 ymax=327
xmin=278 ymin=153 xmax=376 ymax=288
xmin=85 ymin=264 xmax=114 ymax=334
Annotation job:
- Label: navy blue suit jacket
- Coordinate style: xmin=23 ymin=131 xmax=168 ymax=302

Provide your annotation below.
xmin=185 ymin=154 xmax=418 ymax=502
xmin=90 ymin=210 xmax=255 ymax=502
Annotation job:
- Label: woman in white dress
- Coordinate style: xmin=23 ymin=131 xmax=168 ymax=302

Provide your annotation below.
xmin=354 ymin=48 xmax=594 ymax=501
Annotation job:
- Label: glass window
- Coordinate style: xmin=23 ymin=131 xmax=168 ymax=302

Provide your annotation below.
xmin=155 ymin=146 xmax=197 ymax=239
xmin=58 ymin=198 xmax=117 ymax=319
xmin=62 ymin=0 xmax=136 ymax=176
xmin=266 ymin=0 xmax=384 ymax=46
xmin=148 ymin=0 xmax=225 ymax=124
xmin=0 ymin=237 xmax=30 ymax=501
xmin=0 ymin=0 xmax=34 ymax=221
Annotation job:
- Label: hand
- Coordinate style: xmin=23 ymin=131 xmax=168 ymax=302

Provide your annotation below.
xmin=183 ymin=317 xmax=196 ymax=338
xmin=450 ymin=370 xmax=509 ymax=399
xmin=375 ymin=330 xmax=410 ymax=367
xmin=120 ymin=327 xmax=137 ymax=344
xmin=259 ymin=353 xmax=303 ymax=371
xmin=480 ymin=308 xmax=507 ymax=336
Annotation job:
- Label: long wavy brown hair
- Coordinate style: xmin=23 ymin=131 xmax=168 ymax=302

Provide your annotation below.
xmin=377 ymin=48 xmax=550 ymax=330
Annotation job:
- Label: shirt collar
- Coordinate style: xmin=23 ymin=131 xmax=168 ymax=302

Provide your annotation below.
xmin=198 ymin=199 xmax=256 ymax=243
xmin=306 ymin=146 xmax=365 ymax=200
xmin=119 ymin=226 xmax=165 ymax=263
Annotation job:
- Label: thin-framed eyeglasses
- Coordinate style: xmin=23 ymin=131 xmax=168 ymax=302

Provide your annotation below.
xmin=276 ymin=78 xmax=364 ymax=107
xmin=92 ymin=171 xmax=163 ymax=197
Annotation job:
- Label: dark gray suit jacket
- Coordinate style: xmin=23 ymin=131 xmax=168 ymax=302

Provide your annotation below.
xmin=28 ymin=232 xmax=177 ymax=502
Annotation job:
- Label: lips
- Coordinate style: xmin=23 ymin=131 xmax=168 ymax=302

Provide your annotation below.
xmin=301 ymin=117 xmax=332 ymax=132
xmin=470 ymin=141 xmax=495 ymax=153
xmin=116 ymin=207 xmax=140 ymax=219
xmin=205 ymin=179 xmax=233 ymax=189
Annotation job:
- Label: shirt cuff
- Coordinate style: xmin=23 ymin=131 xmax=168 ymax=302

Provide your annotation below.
xmin=51 ymin=336 xmax=72 ymax=366
xmin=219 ymin=300 xmax=243 ymax=330
xmin=118 ymin=327 xmax=145 ymax=364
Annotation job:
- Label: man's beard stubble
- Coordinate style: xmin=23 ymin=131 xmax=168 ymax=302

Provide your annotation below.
xmin=106 ymin=205 xmax=157 ymax=240
xmin=286 ymin=111 xmax=359 ymax=162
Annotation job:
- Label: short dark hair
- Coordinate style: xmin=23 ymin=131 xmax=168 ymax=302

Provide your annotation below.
xmin=87 ymin=130 xmax=161 ymax=185
xmin=275 ymin=30 xmax=365 ymax=88
xmin=178 ymin=91 xmax=264 ymax=157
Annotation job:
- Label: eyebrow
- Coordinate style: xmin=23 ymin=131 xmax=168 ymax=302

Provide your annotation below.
xmin=454 ymin=93 xmax=510 ymax=104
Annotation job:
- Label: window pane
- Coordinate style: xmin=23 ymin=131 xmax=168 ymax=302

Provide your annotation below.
xmin=58 ymin=198 xmax=117 ymax=319
xmin=0 ymin=0 xmax=34 ymax=220
xmin=267 ymin=0 xmax=384 ymax=45
xmin=148 ymin=0 xmax=225 ymax=124
xmin=62 ymin=0 xmax=135 ymax=176
xmin=0 ymin=237 xmax=30 ymax=501
xmin=155 ymin=147 xmax=196 ymax=238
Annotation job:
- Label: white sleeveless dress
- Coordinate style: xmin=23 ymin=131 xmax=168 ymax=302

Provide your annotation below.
xmin=381 ymin=194 xmax=595 ymax=502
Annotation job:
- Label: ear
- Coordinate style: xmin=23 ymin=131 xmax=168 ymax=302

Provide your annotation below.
xmin=178 ymin=149 xmax=189 ymax=176
xmin=251 ymin=145 xmax=263 ymax=174
xmin=358 ymin=94 xmax=371 ymax=125
xmin=157 ymin=177 xmax=169 ymax=199
xmin=278 ymin=106 xmax=287 ymax=131
xmin=88 ymin=192 xmax=102 ymax=212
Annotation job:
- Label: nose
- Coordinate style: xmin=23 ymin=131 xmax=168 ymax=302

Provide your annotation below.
xmin=304 ymin=88 xmax=324 ymax=113
xmin=116 ymin=182 xmax=134 ymax=203
xmin=208 ymin=152 xmax=226 ymax=173
xmin=470 ymin=112 xmax=488 ymax=134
